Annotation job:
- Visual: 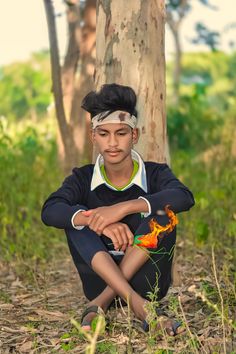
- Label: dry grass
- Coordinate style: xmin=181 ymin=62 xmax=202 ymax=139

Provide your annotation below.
xmin=0 ymin=241 xmax=235 ymax=354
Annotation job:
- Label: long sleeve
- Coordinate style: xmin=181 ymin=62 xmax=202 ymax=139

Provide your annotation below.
xmin=41 ymin=167 xmax=91 ymax=229
xmin=144 ymin=163 xmax=195 ymax=214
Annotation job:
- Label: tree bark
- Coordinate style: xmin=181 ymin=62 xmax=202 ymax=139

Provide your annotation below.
xmin=44 ymin=0 xmax=79 ymax=172
xmin=70 ymin=0 xmax=96 ymax=162
xmin=62 ymin=1 xmax=81 ymax=120
xmin=95 ymin=0 xmax=167 ymax=163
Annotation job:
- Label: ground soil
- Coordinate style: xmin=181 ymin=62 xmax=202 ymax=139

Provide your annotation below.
xmin=0 ymin=242 xmax=234 ymax=353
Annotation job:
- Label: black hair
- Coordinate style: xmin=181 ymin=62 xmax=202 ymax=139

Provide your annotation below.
xmin=81 ymin=83 xmax=138 ymax=119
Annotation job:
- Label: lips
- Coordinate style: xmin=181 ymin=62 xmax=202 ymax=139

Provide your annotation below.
xmin=105 ymin=150 xmax=121 ymax=156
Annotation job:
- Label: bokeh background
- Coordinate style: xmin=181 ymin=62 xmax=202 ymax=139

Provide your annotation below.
xmin=0 ymin=1 xmax=235 ymax=353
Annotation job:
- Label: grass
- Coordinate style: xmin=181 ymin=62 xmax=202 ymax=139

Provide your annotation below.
xmin=0 ymin=115 xmax=235 ymax=352
xmin=0 ymin=117 xmax=66 ymax=271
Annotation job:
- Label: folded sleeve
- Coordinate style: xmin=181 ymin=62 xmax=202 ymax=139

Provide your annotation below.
xmin=41 ymin=168 xmax=89 ymax=229
xmin=144 ymin=164 xmax=195 ymax=214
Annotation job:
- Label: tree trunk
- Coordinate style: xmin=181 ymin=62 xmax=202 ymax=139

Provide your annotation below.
xmin=70 ymin=0 xmax=96 ymax=163
xmin=95 ymin=0 xmax=167 ymax=163
xmin=62 ymin=1 xmax=81 ymax=120
xmin=167 ymin=22 xmax=182 ymax=103
xmin=44 ymin=0 xmax=79 ymax=172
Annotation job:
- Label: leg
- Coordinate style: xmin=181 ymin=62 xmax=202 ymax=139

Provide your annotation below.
xmin=89 ymin=250 xmax=148 ymax=320
xmin=66 ymin=226 xmax=150 ymax=325
xmin=89 ymin=246 xmax=182 ymax=336
xmin=80 ymin=215 xmax=182 ymax=334
xmin=85 ymin=213 xmax=176 ymax=308
xmin=66 ymin=217 xmax=182 ymax=335
xmin=66 ymin=230 xmax=108 ymax=299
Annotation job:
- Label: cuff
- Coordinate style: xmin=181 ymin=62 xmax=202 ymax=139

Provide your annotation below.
xmin=138 ymin=196 xmax=151 ymax=217
xmin=71 ymin=209 xmax=86 ymax=230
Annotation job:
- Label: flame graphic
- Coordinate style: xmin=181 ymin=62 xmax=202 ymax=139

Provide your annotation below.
xmin=134 ymin=205 xmax=178 ymax=248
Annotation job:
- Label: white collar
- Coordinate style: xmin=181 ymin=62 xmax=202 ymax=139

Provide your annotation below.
xmin=90 ymin=149 xmax=147 ymax=192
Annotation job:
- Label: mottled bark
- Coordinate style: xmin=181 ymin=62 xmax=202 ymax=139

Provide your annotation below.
xmin=96 ymin=0 xmax=167 ymax=163
xmin=44 ymin=0 xmax=79 ymax=172
xmin=44 ymin=0 xmax=96 ymax=170
xmin=62 ymin=1 xmax=81 ymax=120
xmin=70 ymin=0 xmax=96 ymax=162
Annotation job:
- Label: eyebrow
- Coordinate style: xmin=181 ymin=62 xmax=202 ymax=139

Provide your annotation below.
xmin=96 ymin=127 xmax=130 ymax=133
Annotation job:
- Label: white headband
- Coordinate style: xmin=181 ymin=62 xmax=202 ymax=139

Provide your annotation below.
xmin=91 ymin=110 xmax=137 ymax=129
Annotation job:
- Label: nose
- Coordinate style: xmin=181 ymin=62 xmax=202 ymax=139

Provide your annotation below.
xmin=108 ymin=133 xmax=118 ymax=147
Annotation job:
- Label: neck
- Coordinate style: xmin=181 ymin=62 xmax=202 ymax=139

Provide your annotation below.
xmin=104 ymin=155 xmax=134 ymax=183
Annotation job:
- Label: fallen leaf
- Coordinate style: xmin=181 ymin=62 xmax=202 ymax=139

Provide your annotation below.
xmin=11 ymin=278 xmax=25 ymax=289
xmin=0 ymin=303 xmax=14 ymax=310
xmin=188 ymin=284 xmax=196 ymax=292
xmin=35 ymin=309 xmax=67 ymax=321
xmin=18 ymin=340 xmax=32 ymax=352
xmin=27 ymin=316 xmax=42 ymax=322
xmin=19 ymin=326 xmax=38 ymax=334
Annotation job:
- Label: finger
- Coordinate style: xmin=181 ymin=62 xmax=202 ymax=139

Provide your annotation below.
xmin=117 ymin=226 xmax=129 ymax=252
xmin=81 ymin=210 xmax=94 ymax=216
xmin=112 ymin=229 xmax=123 ymax=250
xmin=92 ymin=216 xmax=105 ymax=235
xmin=88 ymin=213 xmax=100 ymax=229
xmin=110 ymin=233 xmax=120 ymax=251
xmin=124 ymin=225 xmax=134 ymax=246
xmin=103 ymin=229 xmax=119 ymax=250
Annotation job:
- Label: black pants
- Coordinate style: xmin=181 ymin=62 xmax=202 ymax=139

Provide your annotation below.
xmin=65 ymin=214 xmax=176 ymax=302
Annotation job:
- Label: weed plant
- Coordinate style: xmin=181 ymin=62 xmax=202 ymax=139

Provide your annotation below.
xmin=0 ymin=118 xmax=65 ymax=268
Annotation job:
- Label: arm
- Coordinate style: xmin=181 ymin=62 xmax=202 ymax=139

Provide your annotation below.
xmin=83 ymin=164 xmax=194 ymax=234
xmin=41 ymin=168 xmax=90 ymax=229
xmin=141 ymin=163 xmax=195 ymax=214
xmin=79 ymin=199 xmax=149 ymax=235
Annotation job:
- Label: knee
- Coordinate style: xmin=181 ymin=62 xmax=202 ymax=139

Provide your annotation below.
xmin=65 ymin=227 xmax=84 ymax=239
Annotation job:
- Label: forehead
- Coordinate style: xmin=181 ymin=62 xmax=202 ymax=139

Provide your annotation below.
xmin=95 ymin=123 xmax=131 ymax=132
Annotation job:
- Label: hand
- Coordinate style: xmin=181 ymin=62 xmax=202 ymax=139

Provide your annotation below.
xmin=102 ymin=222 xmax=134 ymax=252
xmin=81 ymin=205 xmax=126 ymax=235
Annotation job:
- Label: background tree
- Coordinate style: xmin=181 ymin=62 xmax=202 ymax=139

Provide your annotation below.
xmin=44 ymin=0 xmax=96 ymax=171
xmin=192 ymin=22 xmax=220 ymax=51
xmin=96 ymin=0 xmax=167 ymax=162
xmin=166 ymin=0 xmax=217 ymax=101
xmin=61 ymin=0 xmax=96 ymax=163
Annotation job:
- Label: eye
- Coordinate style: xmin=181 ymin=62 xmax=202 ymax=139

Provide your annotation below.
xmin=98 ymin=132 xmax=107 ymax=136
xmin=117 ymin=132 xmax=127 ymax=136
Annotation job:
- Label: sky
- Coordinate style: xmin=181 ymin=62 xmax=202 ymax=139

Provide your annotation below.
xmin=0 ymin=0 xmax=235 ymax=67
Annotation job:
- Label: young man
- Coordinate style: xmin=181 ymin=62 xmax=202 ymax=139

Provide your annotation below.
xmin=41 ymin=84 xmax=194 ymax=336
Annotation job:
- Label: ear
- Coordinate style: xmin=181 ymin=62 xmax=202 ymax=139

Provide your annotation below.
xmin=132 ymin=128 xmax=139 ymax=144
xmin=90 ymin=129 xmax=95 ymax=143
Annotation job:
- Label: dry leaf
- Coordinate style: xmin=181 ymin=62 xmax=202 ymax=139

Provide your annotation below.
xmin=35 ymin=309 xmax=67 ymax=321
xmin=19 ymin=326 xmax=38 ymax=334
xmin=18 ymin=340 xmax=32 ymax=352
xmin=0 ymin=303 xmax=14 ymax=310
xmin=11 ymin=278 xmax=25 ymax=289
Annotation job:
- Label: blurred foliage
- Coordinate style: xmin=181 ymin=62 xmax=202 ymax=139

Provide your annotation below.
xmin=167 ymin=51 xmax=236 ymax=153
xmin=0 ymin=117 xmax=65 ymax=264
xmin=0 ymin=50 xmax=235 ymax=268
xmin=172 ymin=150 xmax=236 ymax=253
xmin=0 ymin=50 xmax=52 ymax=120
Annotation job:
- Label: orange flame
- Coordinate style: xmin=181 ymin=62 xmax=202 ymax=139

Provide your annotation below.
xmin=135 ymin=205 xmax=178 ymax=248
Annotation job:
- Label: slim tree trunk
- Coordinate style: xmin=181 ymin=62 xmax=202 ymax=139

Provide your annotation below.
xmin=96 ymin=0 xmax=168 ymax=163
xmin=44 ymin=0 xmax=79 ymax=172
xmin=62 ymin=1 xmax=81 ymax=120
xmin=167 ymin=22 xmax=182 ymax=103
xmin=70 ymin=0 xmax=96 ymax=163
